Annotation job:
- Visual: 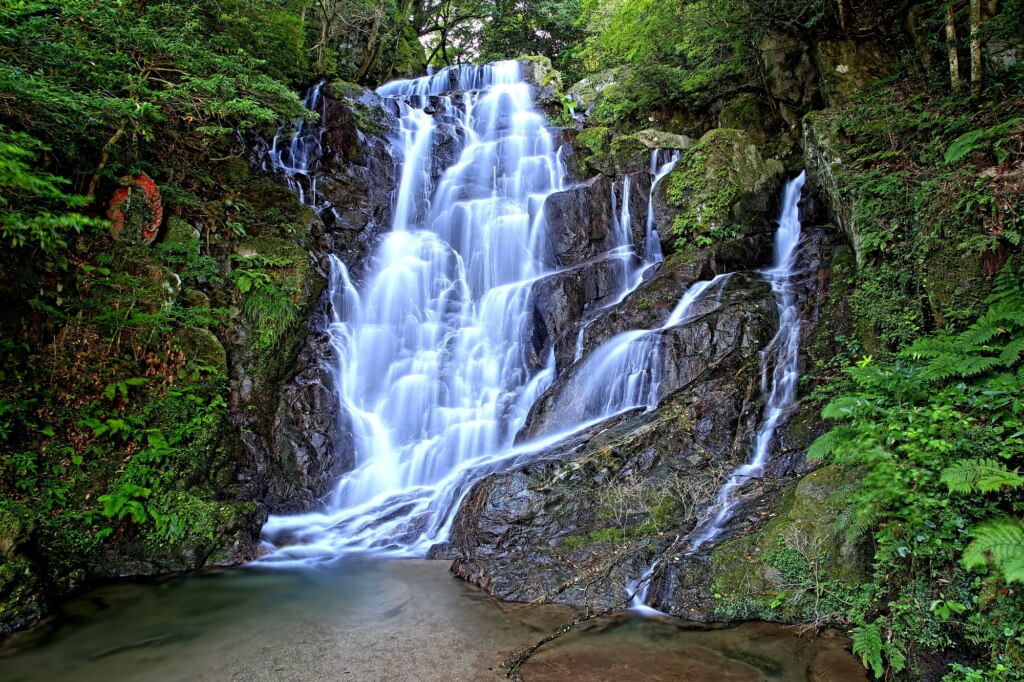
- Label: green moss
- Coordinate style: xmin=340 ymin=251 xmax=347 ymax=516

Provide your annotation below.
xmin=609 ymin=134 xmax=649 ymax=173
xmin=664 ymin=128 xmax=784 ymax=247
xmin=708 ymin=466 xmax=864 ymax=622
xmin=328 ymin=79 xmax=364 ymax=99
xmin=718 ymin=93 xmax=768 ymax=145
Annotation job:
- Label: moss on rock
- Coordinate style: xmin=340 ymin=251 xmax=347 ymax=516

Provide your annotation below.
xmin=706 ymin=465 xmax=865 ymax=622
xmin=664 ymin=128 xmax=785 ymax=248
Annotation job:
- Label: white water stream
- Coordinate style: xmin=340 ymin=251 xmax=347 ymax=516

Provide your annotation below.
xmin=627 ymin=171 xmax=807 ymax=612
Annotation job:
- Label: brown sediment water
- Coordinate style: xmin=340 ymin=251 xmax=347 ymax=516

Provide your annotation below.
xmin=0 ymin=560 xmax=863 ymax=681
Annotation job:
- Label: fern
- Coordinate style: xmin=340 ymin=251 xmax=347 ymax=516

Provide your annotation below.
xmin=906 ymin=269 xmax=1024 ymax=380
xmin=944 ymin=117 xmax=1023 ymax=164
xmin=852 ymin=621 xmax=907 ymax=678
xmin=962 ymin=517 xmax=1024 ymax=584
xmin=807 ymin=425 xmax=862 ymax=460
xmin=852 ymin=622 xmax=884 ymax=677
xmin=941 ymin=458 xmax=1024 ymax=494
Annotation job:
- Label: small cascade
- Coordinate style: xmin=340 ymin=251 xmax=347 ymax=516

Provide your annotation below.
xmin=571 ymin=149 xmax=683 ymax=361
xmin=627 ymin=172 xmax=807 ymax=613
xmin=268 ymin=82 xmax=327 ymax=206
xmin=569 ymin=274 xmax=731 ymax=420
xmin=644 ymin=149 xmax=681 ymax=267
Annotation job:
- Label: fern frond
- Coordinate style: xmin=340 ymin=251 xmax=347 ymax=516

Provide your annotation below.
xmin=987 ymin=260 xmax=1022 ymax=305
xmin=907 ymin=335 xmax=958 ymax=359
xmin=820 ymin=396 xmax=871 ymax=420
xmin=852 ymin=623 xmax=885 ymax=678
xmin=807 ymin=425 xmax=861 ymax=460
xmin=941 ymin=458 xmax=1024 ymax=494
xmin=962 ymin=517 xmax=1024 ymax=584
xmin=999 ymin=336 xmax=1024 ymax=367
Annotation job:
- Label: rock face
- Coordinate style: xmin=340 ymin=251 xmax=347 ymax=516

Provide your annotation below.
xmin=815 ymin=39 xmax=899 ymax=107
xmin=658 ymin=128 xmax=786 ymax=255
xmin=759 ymin=33 xmax=820 ymax=127
xmin=521 ymin=273 xmax=776 ymax=439
xmin=235 ymin=87 xmax=400 ymax=514
xmin=544 ymin=175 xmax=617 ymax=265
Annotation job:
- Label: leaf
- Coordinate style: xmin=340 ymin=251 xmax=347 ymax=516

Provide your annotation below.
xmin=852 ymin=622 xmax=885 ymax=678
xmin=941 ymin=458 xmax=1024 ymax=494
xmin=962 ymin=517 xmax=1024 ymax=584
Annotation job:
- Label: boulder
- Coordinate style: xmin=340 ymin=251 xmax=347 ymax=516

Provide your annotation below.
xmin=659 ymin=128 xmax=785 ymax=252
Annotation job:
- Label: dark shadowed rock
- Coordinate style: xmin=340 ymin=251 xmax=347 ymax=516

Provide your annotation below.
xmin=544 ymin=175 xmax=616 ymax=265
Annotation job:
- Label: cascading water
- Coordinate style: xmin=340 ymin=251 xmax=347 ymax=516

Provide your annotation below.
xmin=260 ymin=60 xmax=803 ymax=592
xmin=627 ymin=171 xmax=808 ymax=613
xmin=262 ymin=61 xmax=567 ymax=561
xmin=267 ymin=82 xmax=326 ymax=206
xmin=572 ymin=149 xmax=682 ymax=362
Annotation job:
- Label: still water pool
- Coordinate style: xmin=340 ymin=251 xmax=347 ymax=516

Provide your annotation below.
xmin=0 ymin=560 xmax=862 ymax=681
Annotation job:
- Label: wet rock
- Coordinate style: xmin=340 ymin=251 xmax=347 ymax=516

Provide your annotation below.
xmin=450 ymin=327 xmax=772 ymax=609
xmin=270 ymin=334 xmax=355 ymax=512
xmin=520 ymin=272 xmax=775 ymax=440
xmin=544 ymin=175 xmax=617 ymax=265
xmin=518 ymin=56 xmax=565 ymax=119
xmin=529 ymin=257 xmax=625 ymax=371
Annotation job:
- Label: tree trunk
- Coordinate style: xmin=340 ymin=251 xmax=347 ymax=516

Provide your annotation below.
xmin=946 ymin=5 xmax=963 ymax=93
xmin=969 ymin=0 xmax=983 ymax=98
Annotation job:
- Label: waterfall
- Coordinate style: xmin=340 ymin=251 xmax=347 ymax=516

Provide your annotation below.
xmin=262 ymin=61 xmax=567 ymax=561
xmin=628 ymin=171 xmax=807 ymax=613
xmin=260 ymin=60 xmax=800 ymax=580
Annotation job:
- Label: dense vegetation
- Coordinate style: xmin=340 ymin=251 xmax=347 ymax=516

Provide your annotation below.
xmin=1 ymin=0 xmax=1022 ymax=679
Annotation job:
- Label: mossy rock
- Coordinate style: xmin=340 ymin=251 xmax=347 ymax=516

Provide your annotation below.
xmin=571 ymin=127 xmax=615 ymax=177
xmin=566 ymin=68 xmax=620 ymax=110
xmin=718 ymin=93 xmax=770 ymax=145
xmin=664 ymin=128 xmax=785 ymax=247
xmin=239 ymin=178 xmax=319 ymax=242
xmin=518 ymin=55 xmax=562 ymax=91
xmin=179 ymin=326 xmax=228 ymax=372
xmin=327 ymin=79 xmax=365 ymax=100
xmin=163 ymin=215 xmax=201 ymax=249
xmin=609 ymin=134 xmax=650 ymax=174
xmin=923 ymin=243 xmax=991 ymax=327
xmin=707 ymin=465 xmax=865 ymax=622
xmin=0 ymin=499 xmax=45 ymax=634
xmin=213 ymin=156 xmax=250 ymax=186
xmin=634 ymin=129 xmax=693 ymax=151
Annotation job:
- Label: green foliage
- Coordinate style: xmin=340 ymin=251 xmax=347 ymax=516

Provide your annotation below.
xmin=811 ymin=265 xmax=1024 ymax=678
xmin=230 ymin=253 xmax=301 ymax=351
xmin=962 ymin=518 xmax=1024 ymax=584
xmin=0 ymin=125 xmax=104 ymax=251
xmin=944 ymin=119 xmax=1024 ymax=165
